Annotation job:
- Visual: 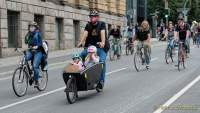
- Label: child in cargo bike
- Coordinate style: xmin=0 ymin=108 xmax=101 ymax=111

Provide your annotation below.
xmin=84 ymin=46 xmax=100 ymax=68
xmin=67 ymin=46 xmax=99 ymax=73
xmin=69 ymin=54 xmax=84 ymax=72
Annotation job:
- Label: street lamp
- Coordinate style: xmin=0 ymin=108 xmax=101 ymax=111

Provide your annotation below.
xmin=183 ymin=0 xmax=190 ymax=22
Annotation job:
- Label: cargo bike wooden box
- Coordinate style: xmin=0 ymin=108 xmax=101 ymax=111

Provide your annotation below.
xmin=63 ymin=63 xmax=104 ymax=104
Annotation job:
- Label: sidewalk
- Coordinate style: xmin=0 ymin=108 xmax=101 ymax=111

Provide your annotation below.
xmin=0 ymin=48 xmax=82 ymax=68
xmin=0 ymin=38 xmax=165 ymax=68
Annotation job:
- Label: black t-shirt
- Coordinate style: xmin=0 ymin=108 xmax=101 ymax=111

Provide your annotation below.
xmin=197 ymin=27 xmax=200 ymax=33
xmin=136 ymin=29 xmax=150 ymax=41
xmin=176 ymin=24 xmax=189 ymax=41
xmin=109 ymin=29 xmax=121 ymax=38
xmin=84 ymin=21 xmax=106 ymax=47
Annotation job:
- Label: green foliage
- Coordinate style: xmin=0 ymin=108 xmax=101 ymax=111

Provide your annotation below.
xmin=147 ymin=0 xmax=200 ymax=23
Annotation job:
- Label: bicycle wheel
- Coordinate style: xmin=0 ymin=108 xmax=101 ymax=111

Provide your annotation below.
xmin=178 ymin=51 xmax=184 ymax=71
xmin=134 ymin=52 xmax=143 ymax=72
xmin=109 ymin=49 xmax=114 ymax=61
xmin=182 ymin=57 xmax=186 ymax=69
xmin=126 ymin=45 xmax=129 ymax=55
xmin=37 ymin=70 xmax=48 ymax=91
xmin=165 ymin=48 xmax=171 ymax=64
xmin=66 ymin=77 xmax=77 ymax=104
xmin=130 ymin=46 xmax=134 ymax=55
xmin=12 ymin=67 xmax=28 ymax=97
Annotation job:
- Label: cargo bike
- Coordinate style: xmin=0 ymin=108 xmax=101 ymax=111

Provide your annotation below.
xmin=63 ymin=63 xmax=104 ymax=104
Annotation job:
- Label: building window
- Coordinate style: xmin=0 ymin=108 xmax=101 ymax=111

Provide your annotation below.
xmin=73 ymin=20 xmax=80 ymax=47
xmin=55 ymin=18 xmax=64 ymax=50
xmin=7 ymin=11 xmax=20 ymax=48
xmin=34 ymin=15 xmax=44 ymax=38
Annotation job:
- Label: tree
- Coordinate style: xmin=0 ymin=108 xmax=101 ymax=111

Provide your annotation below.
xmin=188 ymin=0 xmax=200 ymax=22
xmin=147 ymin=0 xmax=200 ymax=24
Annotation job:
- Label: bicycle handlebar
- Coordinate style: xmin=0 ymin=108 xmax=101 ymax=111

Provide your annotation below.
xmin=15 ymin=48 xmax=26 ymax=55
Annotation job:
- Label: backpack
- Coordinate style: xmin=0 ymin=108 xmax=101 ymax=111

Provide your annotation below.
xmin=96 ymin=21 xmax=110 ymax=53
xmin=42 ymin=41 xmax=48 ymax=56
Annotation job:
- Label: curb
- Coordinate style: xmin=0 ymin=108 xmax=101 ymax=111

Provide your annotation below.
xmin=0 ymin=41 xmax=165 ymax=68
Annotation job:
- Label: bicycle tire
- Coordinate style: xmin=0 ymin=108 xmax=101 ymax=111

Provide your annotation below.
xmin=66 ymin=78 xmax=77 ymax=104
xmin=37 ymin=70 xmax=48 ymax=91
xmin=12 ymin=67 xmax=28 ymax=97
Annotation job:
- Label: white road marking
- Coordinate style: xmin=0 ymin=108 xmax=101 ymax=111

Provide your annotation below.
xmin=107 ymin=67 xmax=127 ymax=75
xmin=153 ymin=75 xmax=200 ymax=113
xmin=0 ymin=71 xmax=13 ymax=77
xmin=0 ymin=67 xmax=127 ymax=111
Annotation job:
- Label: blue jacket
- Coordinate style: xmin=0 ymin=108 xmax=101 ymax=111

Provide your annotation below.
xmin=25 ymin=30 xmax=42 ymax=48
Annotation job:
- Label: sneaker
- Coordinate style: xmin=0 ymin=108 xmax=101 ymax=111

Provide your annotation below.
xmin=142 ymin=58 xmax=145 ymax=65
xmin=64 ymin=88 xmax=67 ymax=92
xmin=146 ymin=65 xmax=150 ymax=70
xmin=29 ymin=78 xmax=34 ymax=86
xmin=34 ymin=81 xmax=39 ymax=88
xmin=96 ymin=81 xmax=104 ymax=92
xmin=117 ymin=55 xmax=121 ymax=59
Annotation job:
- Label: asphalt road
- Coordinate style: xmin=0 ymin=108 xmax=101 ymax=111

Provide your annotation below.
xmin=0 ymin=44 xmax=200 ymax=113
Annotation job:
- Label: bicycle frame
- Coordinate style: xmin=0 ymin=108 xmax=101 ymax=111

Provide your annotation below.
xmin=178 ymin=42 xmax=185 ymax=62
xmin=17 ymin=50 xmax=32 ymax=80
xmin=110 ymin=38 xmax=121 ymax=54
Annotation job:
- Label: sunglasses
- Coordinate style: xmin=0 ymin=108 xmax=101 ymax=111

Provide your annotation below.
xmin=72 ymin=58 xmax=79 ymax=60
xmin=89 ymin=15 xmax=98 ymax=18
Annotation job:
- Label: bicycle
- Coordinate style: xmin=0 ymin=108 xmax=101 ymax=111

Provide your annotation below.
xmin=134 ymin=42 xmax=151 ymax=72
xmin=12 ymin=48 xmax=48 ymax=97
xmin=109 ymin=38 xmax=122 ymax=61
xmin=197 ymin=35 xmax=200 ymax=48
xmin=177 ymin=41 xmax=186 ymax=71
xmin=165 ymin=39 xmax=174 ymax=64
xmin=125 ymin=38 xmax=134 ymax=55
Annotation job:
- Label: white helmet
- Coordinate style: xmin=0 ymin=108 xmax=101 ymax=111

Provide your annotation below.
xmin=87 ymin=46 xmax=97 ymax=53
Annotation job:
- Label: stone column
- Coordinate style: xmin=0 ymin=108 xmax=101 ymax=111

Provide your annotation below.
xmin=0 ymin=0 xmax=8 ymax=57
xmin=63 ymin=17 xmax=74 ymax=49
xmin=44 ymin=15 xmax=56 ymax=50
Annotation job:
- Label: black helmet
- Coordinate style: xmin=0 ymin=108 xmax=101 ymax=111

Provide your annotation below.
xmin=89 ymin=10 xmax=99 ymax=16
xmin=177 ymin=13 xmax=184 ymax=20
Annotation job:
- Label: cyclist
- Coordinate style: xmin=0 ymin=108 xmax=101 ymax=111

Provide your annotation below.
xmin=174 ymin=14 xmax=190 ymax=61
xmin=132 ymin=20 xmax=151 ymax=69
xmin=127 ymin=25 xmax=134 ymax=42
xmin=164 ymin=21 xmax=176 ymax=53
xmin=24 ymin=21 xmax=43 ymax=88
xmin=196 ymin=22 xmax=200 ymax=47
xmin=77 ymin=10 xmax=107 ymax=91
xmin=191 ymin=21 xmax=198 ymax=45
xmin=109 ymin=25 xmax=122 ymax=58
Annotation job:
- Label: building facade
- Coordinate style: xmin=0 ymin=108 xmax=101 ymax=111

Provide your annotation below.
xmin=137 ymin=0 xmax=147 ymax=23
xmin=126 ymin=0 xmax=147 ymax=26
xmin=0 ymin=0 xmax=126 ymax=57
xmin=126 ymin=0 xmax=137 ymax=25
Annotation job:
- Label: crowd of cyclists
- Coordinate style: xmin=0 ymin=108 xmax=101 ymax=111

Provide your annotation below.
xmin=12 ymin=10 xmax=200 ymax=96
